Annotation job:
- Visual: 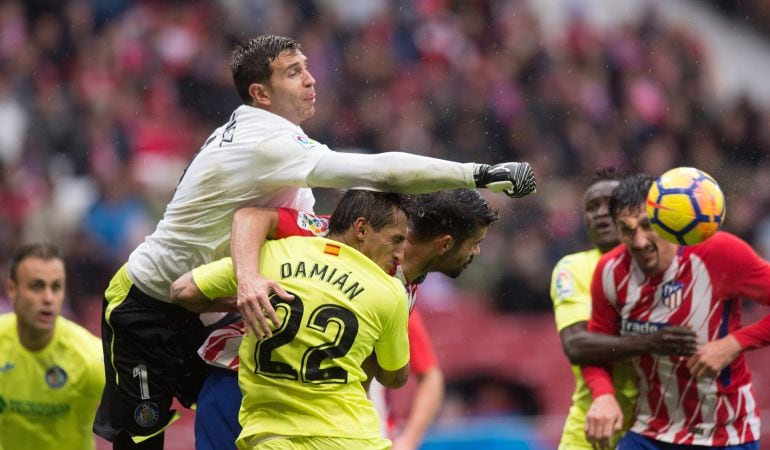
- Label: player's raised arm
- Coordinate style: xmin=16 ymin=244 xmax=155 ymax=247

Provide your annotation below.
xmin=308 ymin=152 xmax=537 ymax=198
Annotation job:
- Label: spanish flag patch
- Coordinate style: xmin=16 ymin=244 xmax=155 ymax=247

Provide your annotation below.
xmin=324 ymin=243 xmax=341 ymax=256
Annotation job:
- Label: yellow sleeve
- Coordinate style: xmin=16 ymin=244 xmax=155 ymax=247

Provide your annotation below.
xmin=87 ymin=335 xmax=106 ymax=399
xmin=192 ymin=257 xmax=238 ymax=299
xmin=550 ymin=255 xmax=592 ymax=332
xmin=372 ymin=282 xmax=410 ymax=371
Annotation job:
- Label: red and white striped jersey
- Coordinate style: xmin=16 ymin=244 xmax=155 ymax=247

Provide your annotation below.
xmin=198 ymin=208 xmax=420 ymax=371
xmin=587 ymin=232 xmax=770 ymax=446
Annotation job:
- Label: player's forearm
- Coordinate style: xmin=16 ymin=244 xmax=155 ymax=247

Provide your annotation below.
xmin=399 ymin=368 xmax=444 ymax=444
xmin=307 ymin=151 xmax=475 ymax=193
xmin=376 ymin=364 xmax=410 ymax=389
xmin=732 ymin=313 xmax=770 ymax=350
xmin=200 ymin=297 xmax=238 ymax=312
xmin=170 ymin=272 xmax=212 ymax=312
xmin=231 ymin=207 xmax=279 ymax=279
xmin=581 ymin=365 xmax=615 ymax=398
xmin=564 ymin=329 xmax=654 ymax=365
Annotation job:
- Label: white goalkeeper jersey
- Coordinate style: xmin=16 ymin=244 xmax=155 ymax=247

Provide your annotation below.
xmin=127 ymin=105 xmax=330 ymax=301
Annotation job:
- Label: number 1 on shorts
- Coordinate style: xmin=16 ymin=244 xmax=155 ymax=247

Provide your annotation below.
xmin=133 ymin=364 xmax=150 ymax=400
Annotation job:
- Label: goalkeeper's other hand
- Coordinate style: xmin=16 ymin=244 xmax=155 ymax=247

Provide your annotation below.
xmin=473 ymin=162 xmax=537 ymax=198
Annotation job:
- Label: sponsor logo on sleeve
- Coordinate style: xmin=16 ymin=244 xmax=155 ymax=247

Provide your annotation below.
xmin=554 ymin=270 xmax=573 ymax=302
xmin=0 ymin=362 xmax=14 ymax=373
xmin=294 ymin=134 xmax=320 ymax=149
xmin=297 ymin=212 xmax=329 ymax=236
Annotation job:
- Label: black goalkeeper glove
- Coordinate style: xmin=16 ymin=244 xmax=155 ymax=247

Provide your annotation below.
xmin=473 ymin=162 xmax=537 ymax=198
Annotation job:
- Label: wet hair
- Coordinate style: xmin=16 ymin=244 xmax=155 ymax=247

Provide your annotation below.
xmin=231 ymin=35 xmax=302 ymax=104
xmin=587 ymin=167 xmax=624 ymax=186
xmin=328 ymin=190 xmax=415 ymax=235
xmin=609 ymin=174 xmax=654 ymax=221
xmin=409 ymin=189 xmax=499 ymax=244
xmin=9 ymin=243 xmax=61 ymax=282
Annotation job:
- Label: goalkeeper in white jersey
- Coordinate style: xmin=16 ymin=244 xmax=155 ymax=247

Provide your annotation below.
xmin=93 ymin=34 xmax=536 ymax=449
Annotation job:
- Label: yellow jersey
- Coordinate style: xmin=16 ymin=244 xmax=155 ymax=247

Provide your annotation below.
xmin=550 ymin=248 xmax=637 ymax=450
xmin=191 ymin=236 xmax=409 ymax=448
xmin=0 ymin=314 xmax=104 ymax=450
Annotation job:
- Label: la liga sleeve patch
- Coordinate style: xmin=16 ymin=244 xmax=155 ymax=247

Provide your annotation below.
xmin=294 ymin=134 xmax=320 ymax=149
xmin=296 ymin=212 xmax=330 ymax=236
xmin=554 ymin=270 xmax=574 ymax=303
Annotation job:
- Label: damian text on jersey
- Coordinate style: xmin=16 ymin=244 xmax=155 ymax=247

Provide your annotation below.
xmin=280 ymin=261 xmax=365 ymax=300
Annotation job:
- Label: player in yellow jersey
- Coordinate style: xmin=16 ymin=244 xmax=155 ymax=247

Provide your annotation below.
xmin=0 ymin=243 xmax=105 ymax=450
xmin=172 ymin=190 xmax=413 ymax=449
xmin=550 ymin=169 xmax=698 ymax=449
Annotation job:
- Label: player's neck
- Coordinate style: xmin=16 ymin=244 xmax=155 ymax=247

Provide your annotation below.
xmin=327 ymin=233 xmax=351 ymax=249
xmin=399 ymin=261 xmax=424 ymax=283
xmin=402 ymin=242 xmax=433 ymax=281
xmin=17 ymin=323 xmax=55 ymax=352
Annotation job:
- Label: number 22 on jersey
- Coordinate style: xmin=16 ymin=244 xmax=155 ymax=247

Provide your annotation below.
xmin=252 ymin=293 xmax=359 ymax=385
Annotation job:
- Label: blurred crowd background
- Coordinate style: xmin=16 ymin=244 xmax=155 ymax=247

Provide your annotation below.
xmin=2 ymin=0 xmax=770 ymax=447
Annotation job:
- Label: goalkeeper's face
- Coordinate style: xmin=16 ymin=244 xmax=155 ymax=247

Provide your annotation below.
xmin=260 ymin=50 xmax=317 ymax=125
xmin=432 ymin=225 xmax=489 ymax=279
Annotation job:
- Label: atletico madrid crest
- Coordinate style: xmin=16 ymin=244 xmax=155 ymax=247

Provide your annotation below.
xmin=660 ymin=281 xmax=684 ymax=309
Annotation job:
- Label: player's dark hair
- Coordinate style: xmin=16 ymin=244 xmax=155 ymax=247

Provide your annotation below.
xmin=328 ymin=190 xmax=414 ymax=235
xmin=9 ymin=242 xmax=61 ymax=282
xmin=231 ymin=35 xmax=302 ymax=104
xmin=409 ymin=189 xmax=499 ymax=244
xmin=588 ymin=167 xmax=624 ymax=186
xmin=609 ymin=174 xmax=654 ymax=221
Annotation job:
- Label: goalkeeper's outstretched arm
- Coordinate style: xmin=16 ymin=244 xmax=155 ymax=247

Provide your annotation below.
xmin=307 ymin=151 xmax=537 ymax=198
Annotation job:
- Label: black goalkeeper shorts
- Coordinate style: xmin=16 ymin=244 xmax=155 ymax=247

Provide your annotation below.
xmin=93 ymin=265 xmax=234 ymax=443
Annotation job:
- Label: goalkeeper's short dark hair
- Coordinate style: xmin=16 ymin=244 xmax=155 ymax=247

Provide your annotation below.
xmin=409 ymin=189 xmax=499 ymax=244
xmin=231 ymin=35 xmax=301 ymax=104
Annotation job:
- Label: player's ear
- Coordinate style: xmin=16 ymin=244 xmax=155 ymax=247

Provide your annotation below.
xmin=249 ymin=83 xmax=270 ymax=106
xmin=437 ymin=235 xmax=454 ymax=254
xmin=5 ymin=278 xmax=17 ymax=305
xmin=353 ymin=218 xmax=368 ymax=241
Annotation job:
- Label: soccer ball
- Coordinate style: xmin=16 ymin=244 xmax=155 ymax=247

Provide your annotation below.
xmin=646 ymin=167 xmax=726 ymax=245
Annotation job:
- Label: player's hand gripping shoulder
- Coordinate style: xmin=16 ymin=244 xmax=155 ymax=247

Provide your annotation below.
xmin=585 ymin=394 xmax=623 ymax=450
xmin=237 ymin=273 xmax=293 ymax=339
xmin=473 ymin=162 xmax=537 ymax=198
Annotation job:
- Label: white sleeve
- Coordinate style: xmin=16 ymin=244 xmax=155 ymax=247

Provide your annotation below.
xmin=251 ymin=133 xmax=329 ymax=187
xmin=306 ymin=151 xmax=475 ymax=193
